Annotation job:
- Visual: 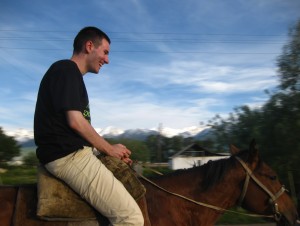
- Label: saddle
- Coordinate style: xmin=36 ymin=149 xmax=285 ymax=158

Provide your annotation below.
xmin=36 ymin=155 xmax=146 ymax=221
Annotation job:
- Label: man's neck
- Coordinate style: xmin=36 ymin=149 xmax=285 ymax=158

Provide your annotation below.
xmin=71 ymin=55 xmax=87 ymax=75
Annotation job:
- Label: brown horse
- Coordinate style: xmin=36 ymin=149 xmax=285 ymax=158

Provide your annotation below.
xmin=0 ymin=140 xmax=299 ymax=226
xmin=141 ymin=140 xmax=299 ymax=226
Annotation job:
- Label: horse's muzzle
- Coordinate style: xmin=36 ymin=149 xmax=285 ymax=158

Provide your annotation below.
xmin=295 ymin=219 xmax=300 ymax=226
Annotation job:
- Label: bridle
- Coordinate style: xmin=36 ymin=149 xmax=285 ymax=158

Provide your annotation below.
xmin=235 ymin=156 xmax=287 ymax=222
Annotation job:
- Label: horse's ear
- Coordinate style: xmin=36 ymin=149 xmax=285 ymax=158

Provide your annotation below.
xmin=247 ymin=139 xmax=259 ymax=163
xmin=229 ymin=144 xmax=240 ymax=155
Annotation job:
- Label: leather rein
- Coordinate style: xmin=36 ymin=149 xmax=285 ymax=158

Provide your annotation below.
xmin=136 ymin=156 xmax=287 ymax=221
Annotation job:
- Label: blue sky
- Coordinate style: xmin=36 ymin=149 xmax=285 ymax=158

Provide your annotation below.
xmin=1 ymin=0 xmax=300 ymax=133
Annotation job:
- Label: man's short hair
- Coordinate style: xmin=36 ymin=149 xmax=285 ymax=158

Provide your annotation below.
xmin=73 ymin=27 xmax=111 ymax=54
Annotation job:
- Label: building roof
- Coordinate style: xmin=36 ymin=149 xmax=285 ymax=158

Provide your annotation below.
xmin=170 ymin=143 xmax=229 ymax=158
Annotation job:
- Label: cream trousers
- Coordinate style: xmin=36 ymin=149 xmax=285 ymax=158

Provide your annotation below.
xmin=45 ymin=146 xmax=144 ymax=226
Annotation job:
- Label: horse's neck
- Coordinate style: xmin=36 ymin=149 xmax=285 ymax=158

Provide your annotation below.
xmin=143 ymin=167 xmax=246 ymax=226
xmin=152 ymin=167 xmax=244 ymax=210
xmin=200 ymin=167 xmax=246 ymax=210
xmin=152 ymin=170 xmax=200 ymax=193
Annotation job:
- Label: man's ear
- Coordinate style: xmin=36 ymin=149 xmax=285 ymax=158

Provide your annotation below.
xmin=85 ymin=40 xmax=93 ymax=53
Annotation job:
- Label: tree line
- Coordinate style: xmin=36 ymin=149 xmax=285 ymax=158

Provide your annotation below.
xmin=208 ymin=20 xmax=300 ymax=192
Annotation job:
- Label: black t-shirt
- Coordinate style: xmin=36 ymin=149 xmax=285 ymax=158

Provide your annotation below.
xmin=34 ymin=60 xmax=92 ymax=164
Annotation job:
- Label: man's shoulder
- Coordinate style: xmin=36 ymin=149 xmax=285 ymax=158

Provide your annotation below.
xmin=47 ymin=60 xmax=80 ymax=76
xmin=51 ymin=59 xmax=76 ymax=68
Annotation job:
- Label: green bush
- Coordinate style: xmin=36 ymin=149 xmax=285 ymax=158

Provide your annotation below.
xmin=216 ymin=207 xmax=267 ymax=224
xmin=0 ymin=166 xmax=37 ymax=185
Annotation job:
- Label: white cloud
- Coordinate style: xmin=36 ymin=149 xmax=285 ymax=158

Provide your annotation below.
xmin=89 ymin=96 xmax=216 ymax=129
xmin=110 ymin=58 xmax=277 ymax=94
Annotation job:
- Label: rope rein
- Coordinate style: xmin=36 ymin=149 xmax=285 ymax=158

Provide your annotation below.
xmin=138 ymin=172 xmax=274 ymax=218
xmin=134 ymin=158 xmax=281 ymax=220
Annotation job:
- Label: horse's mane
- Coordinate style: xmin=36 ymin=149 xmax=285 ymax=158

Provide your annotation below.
xmin=149 ymin=154 xmax=237 ymax=190
xmin=201 ymin=149 xmax=263 ymax=191
xmin=200 ymin=156 xmax=236 ymax=191
xmin=148 ymin=148 xmax=263 ymax=192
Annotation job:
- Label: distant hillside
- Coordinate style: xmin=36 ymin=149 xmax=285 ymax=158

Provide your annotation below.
xmin=18 ymin=127 xmax=214 ymax=148
xmin=193 ymin=128 xmax=215 ymax=140
xmin=105 ymin=128 xmax=158 ymax=141
xmin=21 ymin=147 xmax=36 ymax=155
xmin=20 ymin=139 xmax=36 ymax=148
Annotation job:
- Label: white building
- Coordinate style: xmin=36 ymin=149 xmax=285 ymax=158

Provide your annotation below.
xmin=169 ymin=143 xmax=230 ymax=170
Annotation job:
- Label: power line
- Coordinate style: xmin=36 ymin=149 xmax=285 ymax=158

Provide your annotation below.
xmin=113 ymin=50 xmax=280 ymax=55
xmin=0 ymin=47 xmax=279 ymax=55
xmin=0 ymin=29 xmax=287 ymax=36
xmin=0 ymin=29 xmax=287 ymax=55
xmin=0 ymin=37 xmax=286 ymax=44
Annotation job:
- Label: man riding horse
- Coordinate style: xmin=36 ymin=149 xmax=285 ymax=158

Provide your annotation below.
xmin=34 ymin=26 xmax=144 ymax=226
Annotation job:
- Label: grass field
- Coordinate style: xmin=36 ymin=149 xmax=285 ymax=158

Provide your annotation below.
xmin=20 ymin=147 xmax=36 ymax=156
xmin=0 ymin=166 xmax=37 ymax=184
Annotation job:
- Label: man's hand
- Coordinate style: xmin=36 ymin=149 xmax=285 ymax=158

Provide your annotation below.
xmin=121 ymin=157 xmax=133 ymax=165
xmin=111 ymin=144 xmax=133 ymax=165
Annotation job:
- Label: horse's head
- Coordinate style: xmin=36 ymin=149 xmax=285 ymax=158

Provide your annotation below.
xmin=230 ymin=139 xmax=299 ymax=226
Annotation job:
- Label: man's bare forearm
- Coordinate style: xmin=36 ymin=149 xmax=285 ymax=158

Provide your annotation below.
xmin=66 ymin=110 xmax=114 ymax=155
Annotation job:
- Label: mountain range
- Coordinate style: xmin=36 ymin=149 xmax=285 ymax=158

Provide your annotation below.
xmin=4 ymin=126 xmax=214 ymax=147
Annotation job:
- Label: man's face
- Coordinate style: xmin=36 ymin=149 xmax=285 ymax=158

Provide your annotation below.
xmin=88 ymin=39 xmax=110 ymax=74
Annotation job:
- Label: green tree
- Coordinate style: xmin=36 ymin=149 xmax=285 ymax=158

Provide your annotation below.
xmin=209 ymin=106 xmax=263 ymax=151
xmin=277 ymin=20 xmax=300 ymax=93
xmin=145 ymin=135 xmax=161 ymax=162
xmin=0 ymin=127 xmax=21 ymax=163
xmin=108 ymin=138 xmax=150 ymax=162
xmin=262 ymin=20 xmax=300 ymax=178
xmin=169 ymin=136 xmax=184 ymax=152
xmin=208 ymin=20 xmax=300 ymax=186
xmin=145 ymin=134 xmax=199 ymax=162
xmin=23 ymin=151 xmax=39 ymax=167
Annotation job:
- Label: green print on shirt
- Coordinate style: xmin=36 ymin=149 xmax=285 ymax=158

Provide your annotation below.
xmin=83 ymin=104 xmax=91 ymax=123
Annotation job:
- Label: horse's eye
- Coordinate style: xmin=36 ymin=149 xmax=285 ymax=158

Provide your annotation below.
xmin=257 ymin=172 xmax=277 ymax=180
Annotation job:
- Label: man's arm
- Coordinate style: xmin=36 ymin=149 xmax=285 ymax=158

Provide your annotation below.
xmin=66 ymin=110 xmax=131 ymax=162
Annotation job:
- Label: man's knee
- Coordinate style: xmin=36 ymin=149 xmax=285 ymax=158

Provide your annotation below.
xmin=124 ymin=207 xmax=144 ymax=226
xmin=112 ymin=205 xmax=144 ymax=226
xmin=130 ymin=209 xmax=144 ymax=226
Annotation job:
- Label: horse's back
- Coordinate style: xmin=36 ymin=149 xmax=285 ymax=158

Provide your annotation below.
xmin=0 ymin=185 xmax=18 ymax=226
xmin=0 ymin=184 xmax=101 ymax=226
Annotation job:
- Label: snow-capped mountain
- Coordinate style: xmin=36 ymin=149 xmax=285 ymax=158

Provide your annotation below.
xmin=110 ymin=128 xmax=158 ymax=140
xmin=95 ymin=126 xmax=208 ymax=140
xmin=160 ymin=126 xmax=207 ymax=138
xmin=95 ymin=126 xmax=124 ymax=137
xmin=4 ymin=126 xmax=212 ymax=146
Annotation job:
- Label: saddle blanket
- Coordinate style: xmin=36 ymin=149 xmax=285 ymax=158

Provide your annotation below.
xmin=37 ymin=155 xmax=146 ymax=221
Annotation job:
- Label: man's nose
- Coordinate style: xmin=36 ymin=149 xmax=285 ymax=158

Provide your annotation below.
xmin=104 ymin=56 xmax=109 ymax=64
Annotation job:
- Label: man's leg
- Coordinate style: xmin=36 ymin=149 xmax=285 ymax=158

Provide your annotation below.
xmin=45 ymin=147 xmax=144 ymax=226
